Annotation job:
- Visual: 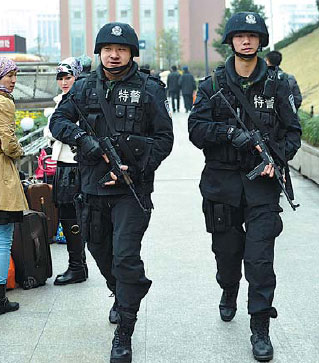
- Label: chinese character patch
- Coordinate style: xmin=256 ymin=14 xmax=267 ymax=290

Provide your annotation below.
xmin=115 ymin=88 xmax=142 ymax=105
xmin=254 ymin=95 xmax=275 ymax=109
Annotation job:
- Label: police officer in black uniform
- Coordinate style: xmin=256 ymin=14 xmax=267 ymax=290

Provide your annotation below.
xmin=188 ymin=12 xmax=301 ymax=362
xmin=50 ymin=22 xmax=173 ymax=363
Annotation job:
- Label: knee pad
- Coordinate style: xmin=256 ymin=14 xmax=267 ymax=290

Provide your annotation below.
xmin=248 ymin=205 xmax=283 ymax=240
xmin=112 ymin=255 xmax=145 ymax=284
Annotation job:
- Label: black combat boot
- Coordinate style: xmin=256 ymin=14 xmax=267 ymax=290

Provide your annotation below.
xmin=250 ymin=313 xmax=274 ymax=362
xmin=0 ymin=284 xmax=19 ymax=315
xmin=110 ymin=311 xmax=137 ymax=363
xmin=219 ymin=283 xmax=239 ymax=322
xmin=82 ymin=249 xmax=88 ymax=278
xmin=54 ymin=220 xmax=87 ymax=285
xmin=109 ymin=296 xmax=119 ymax=324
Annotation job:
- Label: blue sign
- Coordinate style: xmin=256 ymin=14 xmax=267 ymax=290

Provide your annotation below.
xmin=203 ymin=23 xmax=209 ymax=42
xmin=139 ymin=40 xmax=146 ymax=50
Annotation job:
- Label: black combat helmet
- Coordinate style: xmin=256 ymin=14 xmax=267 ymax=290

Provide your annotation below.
xmin=94 ymin=22 xmax=139 ymax=57
xmin=222 ymin=12 xmax=269 ymax=47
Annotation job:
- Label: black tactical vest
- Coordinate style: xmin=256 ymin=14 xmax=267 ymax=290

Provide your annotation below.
xmin=80 ymin=70 xmax=151 ymax=138
xmin=213 ymin=65 xmax=280 ymax=132
xmin=203 ymin=65 xmax=285 ymax=169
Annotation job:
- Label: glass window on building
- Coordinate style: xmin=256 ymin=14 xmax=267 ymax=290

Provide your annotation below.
xmin=116 ymin=0 xmax=132 ymax=25
xmin=163 ymin=0 xmax=179 ymax=31
xmin=139 ymin=0 xmax=156 ymax=65
xmin=69 ymin=0 xmax=86 ymax=56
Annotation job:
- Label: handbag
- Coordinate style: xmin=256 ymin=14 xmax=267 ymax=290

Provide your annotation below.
xmin=35 ymin=148 xmax=57 ymax=180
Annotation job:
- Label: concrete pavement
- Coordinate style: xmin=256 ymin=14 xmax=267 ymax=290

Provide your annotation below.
xmin=1 ymin=110 xmax=319 ymax=363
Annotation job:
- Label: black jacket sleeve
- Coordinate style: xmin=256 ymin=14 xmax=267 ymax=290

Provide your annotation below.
xmin=276 ymin=77 xmax=302 ymax=161
xmin=188 ymin=78 xmax=229 ymax=150
xmin=49 ymin=79 xmax=87 ymax=146
xmin=145 ymin=80 xmax=174 ymax=173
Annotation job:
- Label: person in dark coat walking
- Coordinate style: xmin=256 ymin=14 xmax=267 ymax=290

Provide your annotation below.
xmin=179 ymin=66 xmax=196 ymax=112
xmin=167 ymin=65 xmax=181 ymax=112
xmin=188 ymin=12 xmax=301 ymax=362
xmin=50 ymin=22 xmax=173 ymax=363
xmin=265 ymin=50 xmax=302 ymax=109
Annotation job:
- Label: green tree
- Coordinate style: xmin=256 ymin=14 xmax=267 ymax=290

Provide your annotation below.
xmin=155 ymin=29 xmax=180 ymax=69
xmin=317 ymin=0 xmax=319 ymax=14
xmin=213 ymin=0 xmax=266 ymax=60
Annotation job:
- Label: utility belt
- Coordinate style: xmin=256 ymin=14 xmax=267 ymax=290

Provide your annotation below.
xmin=204 ymin=144 xmax=261 ymax=171
xmin=74 ymin=192 xmax=153 ymax=243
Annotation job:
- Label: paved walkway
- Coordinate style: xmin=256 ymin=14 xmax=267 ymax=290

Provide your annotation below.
xmin=1 ymin=110 xmax=319 ymax=363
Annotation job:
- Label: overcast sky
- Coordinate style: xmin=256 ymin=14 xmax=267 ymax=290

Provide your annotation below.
xmin=2 ymin=0 xmax=59 ymax=12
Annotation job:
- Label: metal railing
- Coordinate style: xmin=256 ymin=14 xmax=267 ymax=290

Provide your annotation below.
xmin=13 ymin=62 xmax=59 ymax=103
xmin=17 ymin=127 xmax=48 ymax=177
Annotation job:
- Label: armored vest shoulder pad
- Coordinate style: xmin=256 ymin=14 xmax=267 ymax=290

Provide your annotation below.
xmin=139 ymin=68 xmax=151 ymax=75
xmin=148 ymin=75 xmax=165 ymax=87
xmin=213 ymin=65 xmax=226 ymax=92
xmin=199 ymin=76 xmax=211 ymax=84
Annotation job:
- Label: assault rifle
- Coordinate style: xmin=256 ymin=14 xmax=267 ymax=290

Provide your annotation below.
xmin=69 ymin=95 xmax=150 ymax=214
xmin=210 ymin=89 xmax=300 ymax=211
xmin=98 ymin=136 xmax=149 ymax=213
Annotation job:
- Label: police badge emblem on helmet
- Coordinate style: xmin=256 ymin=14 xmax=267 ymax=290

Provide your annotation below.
xmin=112 ymin=26 xmax=122 ymax=36
xmin=246 ymin=14 xmax=257 ymax=24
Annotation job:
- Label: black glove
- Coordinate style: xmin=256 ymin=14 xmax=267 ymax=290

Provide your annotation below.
xmin=227 ymin=126 xmax=252 ymax=149
xmin=76 ymin=134 xmax=103 ymax=161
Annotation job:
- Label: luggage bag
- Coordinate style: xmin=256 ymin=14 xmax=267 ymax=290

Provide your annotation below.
xmin=11 ymin=210 xmax=53 ymax=290
xmin=26 ymin=183 xmax=59 ymax=243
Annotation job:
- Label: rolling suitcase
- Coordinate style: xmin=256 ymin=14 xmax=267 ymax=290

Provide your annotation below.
xmin=11 ymin=210 xmax=53 ymax=289
xmin=26 ymin=183 xmax=59 ymax=243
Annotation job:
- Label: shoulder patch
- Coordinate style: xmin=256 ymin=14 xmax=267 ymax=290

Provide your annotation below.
xmin=164 ymin=99 xmax=172 ymax=118
xmin=288 ymin=94 xmax=297 ymax=114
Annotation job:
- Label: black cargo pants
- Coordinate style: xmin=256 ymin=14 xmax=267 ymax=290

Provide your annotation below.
xmin=81 ymin=193 xmax=152 ymax=312
xmin=203 ymin=199 xmax=283 ymax=315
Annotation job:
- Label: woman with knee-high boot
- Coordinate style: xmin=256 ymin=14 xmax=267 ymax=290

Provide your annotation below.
xmin=0 ymin=57 xmax=29 ymax=313
xmin=44 ymin=57 xmax=87 ymax=285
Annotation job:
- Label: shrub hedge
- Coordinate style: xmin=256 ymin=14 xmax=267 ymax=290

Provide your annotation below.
xmin=260 ymin=21 xmax=319 ymax=57
xmin=298 ymin=110 xmax=319 ymax=147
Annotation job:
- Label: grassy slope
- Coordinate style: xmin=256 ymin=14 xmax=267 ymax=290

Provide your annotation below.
xmin=280 ymin=27 xmax=319 ymax=113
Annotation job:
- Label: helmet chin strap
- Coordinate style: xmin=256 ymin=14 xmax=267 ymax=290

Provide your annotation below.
xmin=102 ymin=59 xmax=132 ymax=74
xmin=234 ymin=51 xmax=257 ymax=59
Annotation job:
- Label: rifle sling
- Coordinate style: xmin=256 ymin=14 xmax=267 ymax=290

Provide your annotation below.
xmin=226 ymin=75 xmax=286 ymax=165
xmin=96 ymin=79 xmax=139 ymax=167
xmin=96 ymin=78 xmax=117 ymax=136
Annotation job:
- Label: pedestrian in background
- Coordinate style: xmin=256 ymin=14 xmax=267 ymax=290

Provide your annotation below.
xmin=159 ymin=68 xmax=170 ymax=96
xmin=188 ymin=12 xmax=301 ymax=362
xmin=50 ymin=22 xmax=173 ymax=363
xmin=265 ymin=50 xmax=302 ymax=110
xmin=0 ymin=57 xmax=28 ymax=314
xmin=179 ymin=65 xmax=196 ymax=113
xmin=167 ymin=65 xmax=181 ymax=113
xmin=44 ymin=57 xmax=87 ymax=286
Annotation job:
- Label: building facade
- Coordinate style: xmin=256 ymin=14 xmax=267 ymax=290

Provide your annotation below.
xmin=37 ymin=14 xmax=61 ymax=61
xmin=60 ymin=0 xmax=225 ymax=67
xmin=253 ymin=0 xmax=318 ymax=45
